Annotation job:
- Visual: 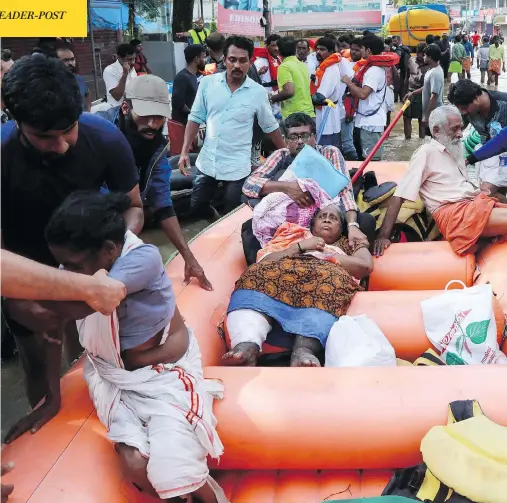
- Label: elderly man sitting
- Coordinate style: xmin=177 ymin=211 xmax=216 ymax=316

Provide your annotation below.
xmin=374 ymin=105 xmax=507 ymax=257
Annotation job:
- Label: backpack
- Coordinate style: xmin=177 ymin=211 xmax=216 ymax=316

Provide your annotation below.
xmin=382 ymin=400 xmax=507 ymax=502
xmin=355 ymin=180 xmax=440 ymax=243
xmin=344 ymin=52 xmax=400 ymax=122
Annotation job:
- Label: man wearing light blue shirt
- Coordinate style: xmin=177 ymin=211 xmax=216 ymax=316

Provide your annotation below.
xmin=179 ymin=35 xmax=285 ymax=219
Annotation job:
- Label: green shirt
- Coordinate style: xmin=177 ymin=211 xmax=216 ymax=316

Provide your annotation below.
xmin=489 ymin=44 xmax=505 ymax=62
xmin=451 ymin=42 xmax=466 ymax=62
xmin=277 ymin=56 xmax=315 ymax=119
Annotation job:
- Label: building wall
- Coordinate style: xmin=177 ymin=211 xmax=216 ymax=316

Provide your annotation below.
xmin=2 ymin=30 xmax=121 ymax=77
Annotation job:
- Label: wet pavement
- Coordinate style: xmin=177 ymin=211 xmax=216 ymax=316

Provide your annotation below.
xmin=2 ymin=64 xmax=506 ymax=438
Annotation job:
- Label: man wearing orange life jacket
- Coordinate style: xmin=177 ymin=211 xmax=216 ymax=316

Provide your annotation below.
xmin=311 ymin=37 xmax=344 ymax=148
xmin=342 ymin=35 xmax=394 ymax=161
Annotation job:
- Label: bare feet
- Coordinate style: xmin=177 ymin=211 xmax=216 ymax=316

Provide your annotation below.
xmin=223 ymin=342 xmax=260 ymax=366
xmin=290 ymin=347 xmax=321 ymax=367
xmin=290 ymin=335 xmax=322 ymax=367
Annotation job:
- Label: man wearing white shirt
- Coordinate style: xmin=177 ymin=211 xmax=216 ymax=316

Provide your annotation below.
xmin=312 ymin=37 xmax=343 ymax=148
xmin=306 ymin=51 xmax=318 ymax=76
xmin=341 ymin=36 xmax=387 ymax=160
xmin=102 ymin=43 xmax=137 ymax=107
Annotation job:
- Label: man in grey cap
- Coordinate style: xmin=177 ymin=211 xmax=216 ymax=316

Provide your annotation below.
xmin=97 ymin=75 xmax=212 ymax=290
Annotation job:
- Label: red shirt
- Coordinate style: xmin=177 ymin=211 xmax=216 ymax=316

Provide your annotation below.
xmin=471 ymin=34 xmax=481 ymax=46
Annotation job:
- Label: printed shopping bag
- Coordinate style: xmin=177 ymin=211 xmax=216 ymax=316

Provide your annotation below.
xmin=421 ymin=281 xmax=507 ymax=365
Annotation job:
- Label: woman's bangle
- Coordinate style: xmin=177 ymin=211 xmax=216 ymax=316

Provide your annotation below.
xmin=297 ymin=242 xmax=303 ymax=254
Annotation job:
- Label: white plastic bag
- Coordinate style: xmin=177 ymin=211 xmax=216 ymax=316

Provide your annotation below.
xmin=421 ymin=281 xmax=507 ymax=365
xmin=325 ymin=315 xmax=396 ymax=368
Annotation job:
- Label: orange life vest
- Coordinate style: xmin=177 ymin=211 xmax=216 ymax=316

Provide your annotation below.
xmin=310 ymin=52 xmax=342 ymax=95
xmin=353 ymin=58 xmax=368 ymax=72
xmin=344 ymin=52 xmax=400 ymax=122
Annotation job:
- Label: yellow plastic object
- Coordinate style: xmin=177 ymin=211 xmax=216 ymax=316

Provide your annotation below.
xmin=389 ymin=8 xmax=450 ymax=47
xmin=421 ymin=406 xmax=507 ymax=503
xmin=401 ymin=99 xmax=411 ymax=112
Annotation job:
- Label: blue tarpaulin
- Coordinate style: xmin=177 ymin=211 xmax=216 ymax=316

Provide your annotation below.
xmin=90 ymin=0 xmax=169 ymax=33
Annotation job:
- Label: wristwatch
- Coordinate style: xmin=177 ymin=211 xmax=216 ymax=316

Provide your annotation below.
xmin=348 ymin=222 xmax=360 ymax=229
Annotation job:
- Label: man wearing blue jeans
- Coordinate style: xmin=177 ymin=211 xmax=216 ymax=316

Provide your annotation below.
xmin=179 ymin=35 xmax=285 ymax=219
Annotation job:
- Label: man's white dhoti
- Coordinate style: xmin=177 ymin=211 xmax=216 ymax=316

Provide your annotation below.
xmin=77 ymin=311 xmax=228 ymax=501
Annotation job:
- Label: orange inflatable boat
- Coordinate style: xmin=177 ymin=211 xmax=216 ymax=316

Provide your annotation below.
xmin=4 ymin=162 xmax=507 ymax=502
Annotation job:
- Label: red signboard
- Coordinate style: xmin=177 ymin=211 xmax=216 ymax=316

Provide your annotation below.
xmin=271 ymin=10 xmax=382 ymax=30
xmin=217 ymin=4 xmax=264 ymax=36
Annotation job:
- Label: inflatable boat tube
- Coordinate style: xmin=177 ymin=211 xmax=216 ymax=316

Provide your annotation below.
xmin=369 ymin=241 xmax=476 ymax=291
xmin=207 ymin=366 xmax=507 ymax=471
xmin=476 ymin=241 xmax=507 ymax=356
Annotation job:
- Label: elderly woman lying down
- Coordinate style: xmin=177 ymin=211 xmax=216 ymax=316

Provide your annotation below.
xmin=224 ymin=204 xmax=374 ymax=367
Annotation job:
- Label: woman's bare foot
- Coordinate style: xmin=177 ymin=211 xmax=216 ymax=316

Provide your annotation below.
xmin=290 ymin=348 xmax=321 ymax=367
xmin=222 ymin=342 xmax=260 ymax=366
xmin=290 ymin=335 xmax=322 ymax=367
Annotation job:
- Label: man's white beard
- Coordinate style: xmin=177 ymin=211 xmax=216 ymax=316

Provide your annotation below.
xmin=435 ymin=133 xmax=465 ymax=167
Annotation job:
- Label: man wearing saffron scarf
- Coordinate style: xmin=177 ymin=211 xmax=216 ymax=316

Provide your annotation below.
xmin=311 ymin=37 xmax=343 ymax=147
xmin=254 ymin=34 xmax=282 ymax=120
xmin=310 ymin=37 xmax=345 ymax=147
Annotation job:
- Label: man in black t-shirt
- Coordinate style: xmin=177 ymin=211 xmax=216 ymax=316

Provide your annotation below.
xmin=391 ymin=35 xmax=411 ymax=101
xmin=1 ymin=54 xmax=143 ymax=443
xmin=172 ymin=44 xmax=206 ymax=125
xmin=438 ymin=33 xmax=451 ymax=80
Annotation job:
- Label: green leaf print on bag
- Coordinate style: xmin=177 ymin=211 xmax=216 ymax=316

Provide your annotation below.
xmin=455 ymin=335 xmax=464 ymax=355
xmin=446 ymin=352 xmax=467 ymax=365
xmin=466 ymin=320 xmax=490 ymax=345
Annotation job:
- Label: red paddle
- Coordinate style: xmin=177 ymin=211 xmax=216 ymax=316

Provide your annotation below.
xmin=351 ymin=99 xmax=412 ymax=185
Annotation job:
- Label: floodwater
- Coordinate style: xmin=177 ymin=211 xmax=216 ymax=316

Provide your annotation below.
xmin=1 ymin=65 xmax=505 ymax=437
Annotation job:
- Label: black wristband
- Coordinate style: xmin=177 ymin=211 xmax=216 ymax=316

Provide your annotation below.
xmin=297 ymin=242 xmax=303 ymax=254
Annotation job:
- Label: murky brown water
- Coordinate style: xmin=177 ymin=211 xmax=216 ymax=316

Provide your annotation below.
xmin=2 ymin=65 xmax=506 ymax=437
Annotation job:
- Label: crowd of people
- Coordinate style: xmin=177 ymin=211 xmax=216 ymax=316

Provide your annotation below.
xmin=1 ymin=27 xmax=507 ymax=503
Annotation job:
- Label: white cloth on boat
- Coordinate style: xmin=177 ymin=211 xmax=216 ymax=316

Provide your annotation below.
xmin=227 ymin=309 xmax=272 ymax=350
xmin=77 ymin=286 xmax=227 ymax=499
